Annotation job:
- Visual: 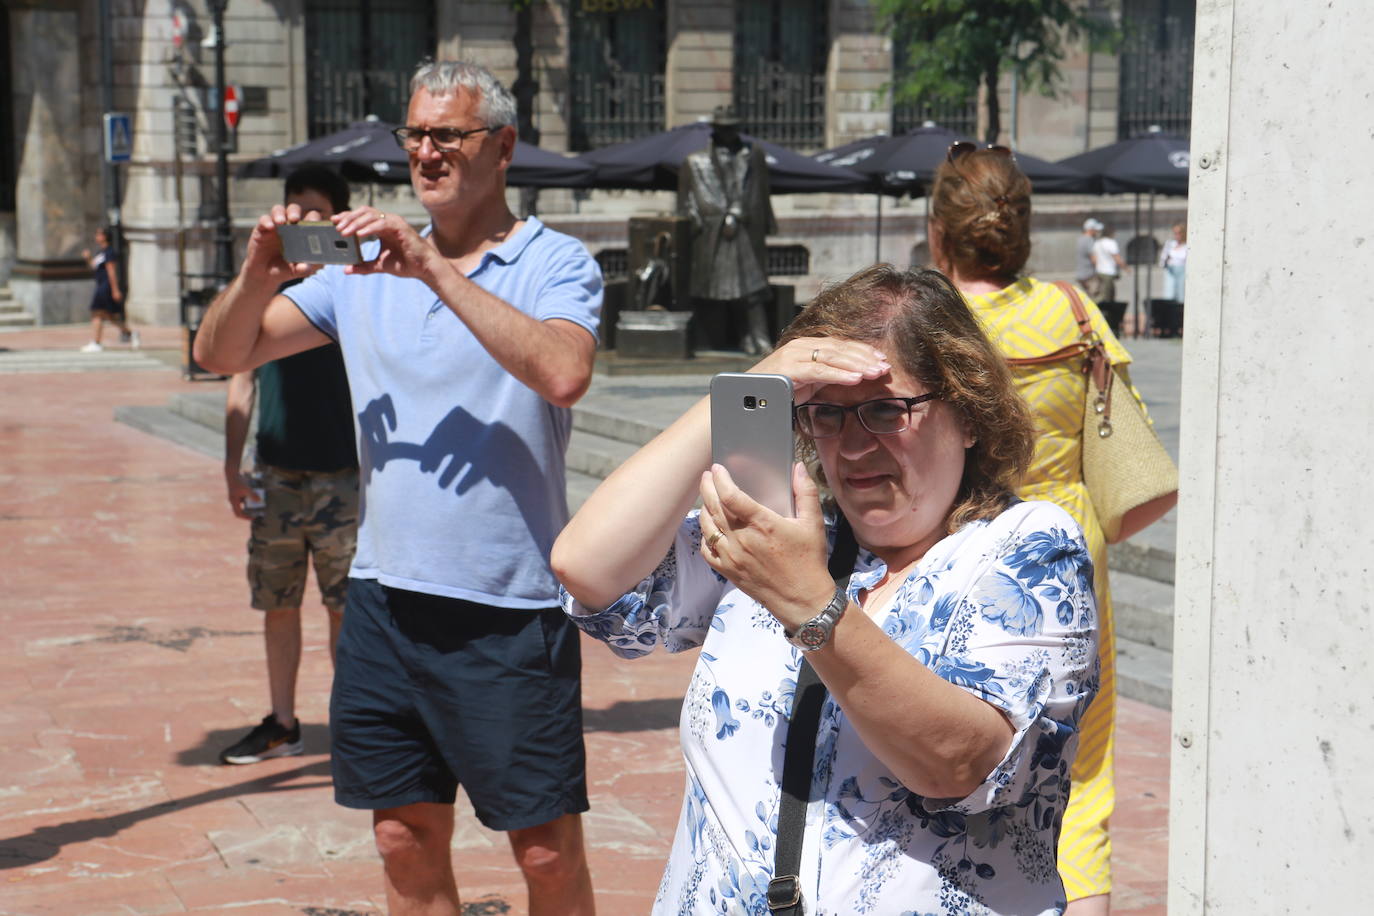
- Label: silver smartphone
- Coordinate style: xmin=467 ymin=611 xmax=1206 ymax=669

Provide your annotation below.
xmin=710 ymin=372 xmax=795 ymax=517
xmin=278 ymin=221 xmax=363 ymax=265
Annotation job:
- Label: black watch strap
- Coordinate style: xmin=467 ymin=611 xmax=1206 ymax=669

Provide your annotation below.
xmin=769 ymin=516 xmax=857 ymax=914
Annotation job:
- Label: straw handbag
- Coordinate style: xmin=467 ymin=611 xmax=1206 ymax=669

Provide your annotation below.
xmin=1007 ymin=282 xmax=1178 ymax=542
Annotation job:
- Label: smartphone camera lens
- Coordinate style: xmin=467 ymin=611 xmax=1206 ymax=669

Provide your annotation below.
xmin=742 ymin=396 xmax=757 ymax=410
xmin=333 ymin=240 xmax=350 ymax=250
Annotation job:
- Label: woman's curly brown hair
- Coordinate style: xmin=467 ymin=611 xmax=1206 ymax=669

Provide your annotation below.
xmin=931 ymin=150 xmax=1033 ymax=283
xmin=780 ymin=265 xmax=1035 ymax=532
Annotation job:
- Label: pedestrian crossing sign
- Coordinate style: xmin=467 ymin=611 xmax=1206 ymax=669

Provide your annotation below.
xmin=104 ymin=112 xmax=133 ymax=163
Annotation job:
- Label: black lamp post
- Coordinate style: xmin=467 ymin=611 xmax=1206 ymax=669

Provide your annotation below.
xmin=208 ymin=0 xmax=233 ymax=286
xmin=98 ymin=0 xmax=122 ymax=264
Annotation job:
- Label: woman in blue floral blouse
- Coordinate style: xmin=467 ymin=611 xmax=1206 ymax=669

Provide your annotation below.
xmin=553 ymin=265 xmax=1099 ymax=915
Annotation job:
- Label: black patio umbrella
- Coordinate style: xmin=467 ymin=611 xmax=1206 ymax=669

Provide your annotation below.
xmin=811 ymin=124 xmax=1091 ymax=259
xmin=842 ymin=124 xmax=1092 ymax=194
xmin=578 ymin=121 xmax=869 ymax=194
xmin=1058 ymin=129 xmax=1190 ymax=336
xmin=237 ymin=119 xmax=596 ymax=189
xmin=1056 ymin=130 xmax=1190 ymax=196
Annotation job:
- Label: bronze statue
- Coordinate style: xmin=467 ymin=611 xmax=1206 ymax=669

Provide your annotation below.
xmin=677 ymin=106 xmax=777 ymax=354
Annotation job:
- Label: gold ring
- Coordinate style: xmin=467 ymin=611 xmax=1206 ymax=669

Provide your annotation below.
xmin=706 ymin=531 xmax=724 ymax=550
xmin=811 ymin=348 xmax=820 ymax=362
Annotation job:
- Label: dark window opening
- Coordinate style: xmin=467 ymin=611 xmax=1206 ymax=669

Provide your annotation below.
xmin=734 ymin=0 xmax=828 ymax=149
xmin=595 ymin=248 xmax=629 ymax=280
xmin=304 ymin=0 xmax=435 ymax=138
xmin=767 ymin=245 xmax=809 ymax=276
xmin=1118 ymin=0 xmax=1195 ymax=138
xmin=568 ymin=0 xmax=666 ymax=151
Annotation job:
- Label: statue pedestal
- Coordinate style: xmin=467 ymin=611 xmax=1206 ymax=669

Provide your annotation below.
xmin=615 ymin=310 xmax=693 ymax=360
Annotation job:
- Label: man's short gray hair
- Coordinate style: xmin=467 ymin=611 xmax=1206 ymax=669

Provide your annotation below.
xmin=410 ymin=60 xmax=516 ymax=129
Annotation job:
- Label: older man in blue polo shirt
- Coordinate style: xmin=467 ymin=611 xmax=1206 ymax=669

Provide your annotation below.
xmin=195 ymin=61 xmax=600 ymax=915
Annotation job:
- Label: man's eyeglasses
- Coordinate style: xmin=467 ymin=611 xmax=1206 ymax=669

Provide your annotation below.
xmin=392 ymin=125 xmax=495 ymax=153
xmin=794 ymin=394 xmax=939 ymax=439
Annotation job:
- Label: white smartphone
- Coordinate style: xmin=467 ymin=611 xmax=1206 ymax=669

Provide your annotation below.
xmin=278 ymin=221 xmax=363 ymax=265
xmin=710 ymin=372 xmax=796 ymax=517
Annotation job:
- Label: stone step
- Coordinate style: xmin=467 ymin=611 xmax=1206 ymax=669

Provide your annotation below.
xmin=1111 ymin=569 xmax=1175 ymax=651
xmin=0 ymin=348 xmax=167 ymax=373
xmin=114 ymin=405 xmax=224 ymax=461
xmin=566 ymin=469 xmax=603 ymax=515
xmin=566 ymin=426 xmax=641 ymax=481
xmin=1109 ymin=534 xmax=1176 ymax=585
xmin=167 ymin=390 xmax=225 ymax=430
xmin=572 ymin=397 xmax=667 ymax=448
xmin=1116 ymin=635 xmax=1172 ymax=710
xmin=0 ymin=313 xmax=35 ymax=328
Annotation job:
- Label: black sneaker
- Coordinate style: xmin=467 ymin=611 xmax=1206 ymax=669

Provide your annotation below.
xmin=219 ymin=714 xmax=303 ymax=765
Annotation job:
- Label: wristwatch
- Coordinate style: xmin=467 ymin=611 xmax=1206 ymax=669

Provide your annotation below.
xmin=785 ymin=586 xmax=849 ymax=652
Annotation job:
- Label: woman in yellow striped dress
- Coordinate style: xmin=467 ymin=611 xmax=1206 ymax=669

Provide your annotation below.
xmin=926 ymin=144 xmax=1176 ymax=915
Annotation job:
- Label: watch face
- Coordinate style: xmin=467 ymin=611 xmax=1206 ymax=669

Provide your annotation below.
xmin=797 ymin=622 xmax=828 ymax=649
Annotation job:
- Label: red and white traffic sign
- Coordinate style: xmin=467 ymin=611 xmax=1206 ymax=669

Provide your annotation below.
xmin=223 ymin=84 xmax=241 ymax=130
xmin=171 ymin=10 xmax=186 ymax=49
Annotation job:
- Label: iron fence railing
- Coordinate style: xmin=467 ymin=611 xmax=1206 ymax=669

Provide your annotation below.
xmin=1118 ymin=0 xmax=1195 ymax=138
xmin=893 ymin=96 xmax=979 ymax=137
xmin=305 ymin=0 xmax=433 ymax=138
xmin=570 ymin=71 xmax=665 ymax=151
xmin=734 ymin=68 xmax=827 ymax=149
xmin=767 ymin=245 xmax=810 ymax=277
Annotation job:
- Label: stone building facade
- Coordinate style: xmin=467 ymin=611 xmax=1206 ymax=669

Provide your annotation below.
xmin=1 ymin=0 xmax=1191 ymax=326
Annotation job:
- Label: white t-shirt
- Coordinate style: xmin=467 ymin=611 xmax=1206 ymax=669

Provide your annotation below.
xmin=1160 ymin=238 xmax=1188 ymax=268
xmin=1092 ymin=237 xmax=1121 ymax=276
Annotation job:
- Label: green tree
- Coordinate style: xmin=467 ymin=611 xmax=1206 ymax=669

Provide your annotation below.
xmin=878 ymin=0 xmax=1120 ymax=144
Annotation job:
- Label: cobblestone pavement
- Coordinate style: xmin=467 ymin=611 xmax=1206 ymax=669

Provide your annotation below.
xmin=0 ymin=325 xmax=1167 ymax=915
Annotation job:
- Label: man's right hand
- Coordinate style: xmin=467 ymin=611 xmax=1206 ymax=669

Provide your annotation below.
xmin=240 ymin=203 xmax=330 ymax=286
xmin=225 ymin=468 xmax=256 ymax=520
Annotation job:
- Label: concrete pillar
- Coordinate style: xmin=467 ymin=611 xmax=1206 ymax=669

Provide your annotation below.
xmin=8 ymin=1 xmax=92 ymax=324
xmin=827 ymin=0 xmax=888 ymax=148
xmin=665 ymin=0 xmax=732 ymax=128
xmin=1170 ymin=0 xmax=1374 ymax=910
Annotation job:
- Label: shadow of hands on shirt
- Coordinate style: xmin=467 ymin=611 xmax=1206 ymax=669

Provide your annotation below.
xmin=357 ymin=393 xmax=554 ymax=529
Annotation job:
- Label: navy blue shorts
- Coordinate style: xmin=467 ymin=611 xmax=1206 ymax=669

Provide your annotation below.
xmin=330 ymin=578 xmax=588 ymax=831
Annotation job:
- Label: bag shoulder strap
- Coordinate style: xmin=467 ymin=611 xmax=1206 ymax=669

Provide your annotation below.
xmin=1004 ymin=281 xmax=1098 ymax=367
xmin=768 ymin=517 xmax=858 ymax=914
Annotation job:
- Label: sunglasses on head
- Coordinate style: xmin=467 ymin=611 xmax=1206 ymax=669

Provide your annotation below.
xmin=946 ymin=142 xmax=1014 ymax=163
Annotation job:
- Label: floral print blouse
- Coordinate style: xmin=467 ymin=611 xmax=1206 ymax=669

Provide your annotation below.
xmin=562 ymin=500 xmax=1099 ymax=915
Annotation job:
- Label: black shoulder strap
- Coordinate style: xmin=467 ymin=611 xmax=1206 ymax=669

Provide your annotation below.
xmin=768 ymin=516 xmax=858 ymax=914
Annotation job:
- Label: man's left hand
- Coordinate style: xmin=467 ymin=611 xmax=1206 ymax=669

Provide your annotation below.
xmin=333 ymin=207 xmax=441 ymax=284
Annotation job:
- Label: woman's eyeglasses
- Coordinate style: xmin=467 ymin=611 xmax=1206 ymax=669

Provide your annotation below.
xmin=794 ymin=394 xmax=939 ymax=439
xmin=946 ymin=141 xmax=1014 ymax=164
xmin=944 ymin=142 xmax=1017 ymax=204
xmin=392 ymin=125 xmax=494 ymax=153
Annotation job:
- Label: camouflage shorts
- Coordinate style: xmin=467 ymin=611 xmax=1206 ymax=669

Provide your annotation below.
xmin=247 ymin=465 xmax=360 ymax=612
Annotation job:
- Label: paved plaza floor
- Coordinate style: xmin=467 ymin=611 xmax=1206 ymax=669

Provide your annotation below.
xmin=0 ymin=326 xmax=1169 ymax=915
